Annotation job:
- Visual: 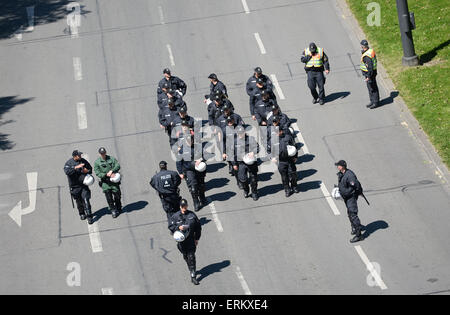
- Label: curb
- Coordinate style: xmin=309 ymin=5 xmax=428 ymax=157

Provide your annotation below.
xmin=334 ymin=0 xmax=450 ymax=187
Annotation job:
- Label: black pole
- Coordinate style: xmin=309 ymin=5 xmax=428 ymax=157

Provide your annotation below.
xmin=396 ymin=0 xmax=419 ymax=66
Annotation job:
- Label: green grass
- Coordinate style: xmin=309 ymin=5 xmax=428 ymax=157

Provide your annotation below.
xmin=347 ymin=0 xmax=450 ymax=167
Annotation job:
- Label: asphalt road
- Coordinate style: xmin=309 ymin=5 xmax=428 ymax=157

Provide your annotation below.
xmin=0 ymin=0 xmax=449 ymax=295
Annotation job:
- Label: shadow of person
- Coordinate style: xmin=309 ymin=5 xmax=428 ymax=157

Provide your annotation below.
xmin=199 ymin=217 xmax=211 ymax=226
xmin=325 ymin=91 xmax=351 ymax=103
xmin=122 ymin=200 xmax=149 ymax=213
xmin=197 ymin=260 xmax=231 ymax=282
xmin=297 ymin=154 xmax=315 ymax=164
xmin=92 ymin=207 xmax=110 ymax=223
xmin=298 ymin=169 xmax=317 ymax=180
xmin=206 ymin=177 xmax=230 ymax=190
xmin=362 ymin=220 xmax=389 ymax=239
xmin=258 ymin=183 xmax=284 ymax=197
xmin=208 ymin=191 xmax=236 ymax=202
xmin=378 ymin=91 xmax=399 ymax=107
xmin=297 ymin=180 xmax=321 ymax=192
xmin=206 ymin=162 xmax=227 ymax=173
xmin=258 ymin=172 xmax=274 ymax=182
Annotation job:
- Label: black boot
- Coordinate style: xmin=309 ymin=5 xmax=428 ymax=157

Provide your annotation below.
xmin=191 ymin=192 xmax=201 ymax=212
xmin=250 ymin=180 xmax=258 ymax=201
xmin=111 ymin=209 xmax=119 ymax=218
xmin=199 ymin=190 xmax=207 ymax=208
xmin=190 ymin=271 xmax=199 ymax=285
xmin=350 ymin=230 xmax=364 ymax=243
xmin=80 ymin=214 xmax=86 ymax=220
xmin=285 ymin=186 xmax=293 ymax=197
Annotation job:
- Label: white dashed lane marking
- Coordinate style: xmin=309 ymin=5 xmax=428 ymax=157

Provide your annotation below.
xmin=235 ymin=266 xmax=252 ymax=295
xmin=270 ymin=74 xmax=285 ymax=100
xmin=254 ymin=33 xmax=266 ymax=54
xmin=76 ymin=102 xmax=87 ymax=130
xmin=354 ymin=245 xmax=388 ymax=290
xmin=241 ymin=0 xmax=250 ymax=14
xmin=166 ymin=44 xmax=175 ymax=66
xmin=73 ymin=57 xmax=83 ymax=81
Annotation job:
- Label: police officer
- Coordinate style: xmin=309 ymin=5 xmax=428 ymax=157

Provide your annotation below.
xmin=250 ymin=80 xmax=276 ymax=121
xmin=176 ymin=121 xmax=207 ymax=211
xmin=360 ymin=40 xmax=380 ymax=109
xmin=159 ymin=99 xmax=179 ymax=146
xmin=246 ymin=67 xmax=273 ymax=100
xmin=171 ymin=106 xmax=195 ymax=150
xmin=221 ymin=114 xmax=245 ymax=176
xmin=169 ymin=199 xmax=202 ymax=285
xmin=335 ymin=160 xmax=364 ymax=243
xmin=233 ymin=126 xmax=259 ymax=200
xmin=216 ymin=100 xmax=244 ymax=132
xmin=150 ymin=161 xmax=182 ymax=223
xmin=301 ymin=42 xmax=330 ymax=105
xmin=207 ymin=92 xmax=226 ymax=128
xmin=252 ymin=90 xmax=276 ymax=126
xmin=93 ymin=147 xmax=122 ymax=218
xmin=267 ymin=103 xmax=291 ymax=131
xmin=206 ymin=73 xmax=227 ymax=99
xmin=64 ymin=150 xmax=94 ymax=224
xmin=157 ymin=68 xmax=187 ymax=98
xmin=272 ymin=126 xmax=299 ymax=197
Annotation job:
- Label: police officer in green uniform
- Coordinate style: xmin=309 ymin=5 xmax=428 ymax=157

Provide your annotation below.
xmin=94 ymin=147 xmax=122 ymax=218
xmin=360 ymin=39 xmax=380 ymax=109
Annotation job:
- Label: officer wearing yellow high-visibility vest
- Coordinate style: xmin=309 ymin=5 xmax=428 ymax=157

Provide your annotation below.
xmin=360 ymin=39 xmax=380 ymax=109
xmin=301 ymin=42 xmax=330 ymax=105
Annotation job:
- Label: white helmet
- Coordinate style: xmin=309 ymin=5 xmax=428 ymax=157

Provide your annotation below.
xmin=83 ymin=174 xmax=95 ymax=186
xmin=287 ymin=145 xmax=297 ymax=157
xmin=243 ymin=153 xmax=256 ymax=165
xmin=110 ymin=173 xmax=121 ymax=183
xmin=173 ymin=230 xmax=185 ymax=242
xmin=331 ymin=187 xmax=341 ymax=200
xmin=195 ymin=161 xmax=207 ymax=172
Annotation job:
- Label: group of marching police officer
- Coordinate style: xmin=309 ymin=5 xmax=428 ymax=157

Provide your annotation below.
xmin=64 ymin=40 xmax=375 ymax=285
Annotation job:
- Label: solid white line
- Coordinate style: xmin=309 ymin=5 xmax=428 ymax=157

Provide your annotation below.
xmin=87 ymin=221 xmax=103 ymax=253
xmin=354 ymin=245 xmax=388 ymax=290
xmin=270 ymin=74 xmax=285 ymax=100
xmin=166 ymin=44 xmax=175 ymax=66
xmin=320 ymin=182 xmax=341 ymax=216
xmin=102 ymin=287 xmax=114 ymax=295
xmin=73 ymin=57 xmax=83 ymax=81
xmin=207 ymin=199 xmax=224 ymax=232
xmin=76 ymin=102 xmax=87 ymax=129
xmin=291 ymin=123 xmax=310 ymax=154
xmin=254 ymin=33 xmax=267 ymax=54
xmin=241 ymin=0 xmax=250 ymax=14
xmin=235 ymin=266 xmax=252 ymax=295
xmin=158 ymin=6 xmax=165 ymax=24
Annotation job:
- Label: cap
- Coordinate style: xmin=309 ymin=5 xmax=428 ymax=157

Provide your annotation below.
xmin=360 ymin=39 xmax=369 ymax=47
xmin=256 ymin=78 xmax=264 ymax=85
xmin=161 ymin=82 xmax=170 ymax=90
xmin=208 ymin=73 xmax=218 ymax=80
xmin=309 ymin=42 xmax=317 ymax=52
xmin=335 ymin=160 xmax=347 ymax=168
xmin=178 ymin=106 xmax=187 ymax=114
xmin=226 ymin=116 xmax=235 ymax=124
xmin=254 ymin=67 xmax=263 ymax=74
xmin=72 ymin=150 xmax=83 ymax=157
xmin=222 ymin=100 xmax=233 ymax=110
xmin=180 ymin=199 xmax=188 ymax=208
xmin=272 ymin=115 xmax=280 ymax=124
xmin=163 ymin=68 xmax=171 ymax=74
xmin=159 ymin=160 xmax=167 ymax=168
xmin=271 ymin=103 xmax=280 ymax=111
xmin=98 ymin=147 xmax=107 ymax=154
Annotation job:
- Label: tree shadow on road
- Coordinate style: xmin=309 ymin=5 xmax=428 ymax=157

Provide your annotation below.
xmin=0 ymin=0 xmax=90 ymax=40
xmin=362 ymin=220 xmax=389 ymax=239
xmin=0 ymin=96 xmax=34 ymax=150
xmin=197 ymin=260 xmax=231 ymax=282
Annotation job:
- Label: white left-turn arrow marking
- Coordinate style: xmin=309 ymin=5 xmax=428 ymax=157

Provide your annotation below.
xmin=8 ymin=172 xmax=38 ymax=227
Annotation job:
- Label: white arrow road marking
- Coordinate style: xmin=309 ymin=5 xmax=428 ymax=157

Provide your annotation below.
xmin=8 ymin=172 xmax=38 ymax=227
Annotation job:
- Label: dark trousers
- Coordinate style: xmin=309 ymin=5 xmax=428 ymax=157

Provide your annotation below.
xmin=278 ymin=159 xmax=298 ymax=189
xmin=307 ymin=71 xmax=325 ymax=100
xmin=177 ymin=242 xmax=197 ymax=273
xmin=160 ymin=193 xmax=181 ymax=222
xmin=345 ymin=196 xmax=362 ymax=233
xmin=238 ymin=163 xmax=258 ymax=193
xmin=105 ymin=188 xmax=122 ymax=213
xmin=71 ymin=186 xmax=92 ymax=217
xmin=366 ymin=74 xmax=380 ymax=106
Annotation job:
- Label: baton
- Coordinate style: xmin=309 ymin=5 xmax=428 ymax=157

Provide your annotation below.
xmin=361 ymin=193 xmax=370 ymax=206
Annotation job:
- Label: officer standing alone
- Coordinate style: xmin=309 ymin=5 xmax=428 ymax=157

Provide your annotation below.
xmin=150 ymin=161 xmax=182 ymax=223
xmin=94 ymin=147 xmax=122 ymax=219
xmin=335 ymin=160 xmax=365 ymax=243
xmin=64 ymin=150 xmax=94 ymax=224
xmin=301 ymin=42 xmax=330 ymax=105
xmin=169 ymin=199 xmax=202 ymax=285
xmin=360 ymin=39 xmax=380 ymax=109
